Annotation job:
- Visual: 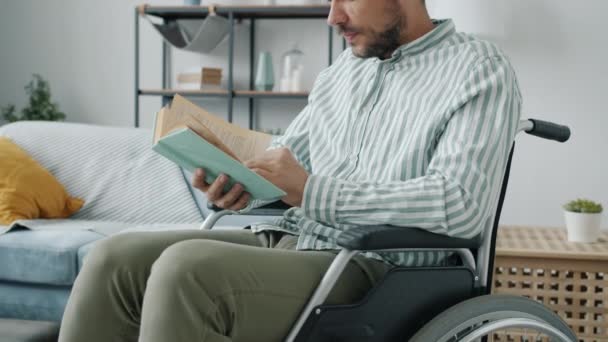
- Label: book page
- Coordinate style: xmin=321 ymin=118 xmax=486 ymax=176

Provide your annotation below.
xmin=165 ymin=95 xmax=272 ymax=162
xmin=153 ymin=108 xmax=166 ymax=144
xmin=155 ymin=106 xmax=240 ymax=161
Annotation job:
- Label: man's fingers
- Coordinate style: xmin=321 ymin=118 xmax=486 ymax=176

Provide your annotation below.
xmin=206 ymin=173 xmax=229 ymax=202
xmin=192 ymin=168 xmax=209 ymax=191
xmin=216 ymin=183 xmax=244 ymax=209
xmin=229 ymin=192 xmax=250 ymax=211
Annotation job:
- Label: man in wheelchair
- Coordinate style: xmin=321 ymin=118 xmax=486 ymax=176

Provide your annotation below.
xmin=59 ymin=0 xmax=576 ymax=341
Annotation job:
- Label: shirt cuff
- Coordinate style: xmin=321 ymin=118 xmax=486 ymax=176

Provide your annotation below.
xmin=236 ymin=198 xmax=274 ymax=215
xmin=301 ymin=175 xmax=341 ymax=226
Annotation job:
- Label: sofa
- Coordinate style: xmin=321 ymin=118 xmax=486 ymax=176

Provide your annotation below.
xmin=0 ymin=121 xmax=270 ymax=323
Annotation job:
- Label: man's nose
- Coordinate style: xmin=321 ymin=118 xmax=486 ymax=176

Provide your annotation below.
xmin=327 ymin=2 xmax=347 ymax=27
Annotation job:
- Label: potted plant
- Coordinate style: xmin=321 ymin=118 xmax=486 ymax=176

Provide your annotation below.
xmin=563 ymin=199 xmax=603 ymax=243
xmin=1 ymin=74 xmax=66 ymax=123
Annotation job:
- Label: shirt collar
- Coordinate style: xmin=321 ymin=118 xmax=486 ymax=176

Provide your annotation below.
xmin=369 ymin=19 xmax=456 ymax=63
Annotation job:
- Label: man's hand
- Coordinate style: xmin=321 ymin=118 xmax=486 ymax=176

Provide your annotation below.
xmin=191 ymin=169 xmax=251 ymax=211
xmin=244 ymin=147 xmax=309 ymax=207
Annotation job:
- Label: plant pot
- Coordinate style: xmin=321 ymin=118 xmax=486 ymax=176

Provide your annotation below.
xmin=564 ymin=211 xmax=602 ymax=243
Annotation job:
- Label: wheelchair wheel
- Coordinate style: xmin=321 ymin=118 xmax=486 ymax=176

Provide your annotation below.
xmin=410 ymin=294 xmax=577 ymax=342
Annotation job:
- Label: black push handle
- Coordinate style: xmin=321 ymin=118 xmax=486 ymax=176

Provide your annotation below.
xmin=527 ymin=119 xmax=571 ymax=143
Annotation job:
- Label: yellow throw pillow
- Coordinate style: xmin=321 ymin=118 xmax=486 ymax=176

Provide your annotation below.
xmin=0 ymin=137 xmax=84 ymax=225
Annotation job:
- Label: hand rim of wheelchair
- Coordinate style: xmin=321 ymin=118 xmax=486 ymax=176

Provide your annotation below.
xmin=410 ymin=294 xmax=577 ymax=342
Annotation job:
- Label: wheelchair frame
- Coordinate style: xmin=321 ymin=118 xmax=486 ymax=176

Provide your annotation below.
xmin=199 ymin=119 xmax=575 ymax=341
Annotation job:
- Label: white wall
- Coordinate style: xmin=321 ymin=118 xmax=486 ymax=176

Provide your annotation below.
xmin=426 ymin=0 xmax=608 ymax=229
xmin=1 ymin=0 xmax=606 ymax=229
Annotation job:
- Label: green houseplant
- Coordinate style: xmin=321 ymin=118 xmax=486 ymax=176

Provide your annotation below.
xmin=563 ymin=199 xmax=603 ymax=243
xmin=1 ymin=74 xmax=66 ymax=123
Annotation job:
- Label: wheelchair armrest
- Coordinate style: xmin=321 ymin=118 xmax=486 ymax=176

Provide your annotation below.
xmin=207 ymin=200 xmax=291 ymax=216
xmin=337 ymin=225 xmax=480 ymax=251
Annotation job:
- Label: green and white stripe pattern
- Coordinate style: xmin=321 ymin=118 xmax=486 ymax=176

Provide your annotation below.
xmin=251 ymin=19 xmax=522 ymax=266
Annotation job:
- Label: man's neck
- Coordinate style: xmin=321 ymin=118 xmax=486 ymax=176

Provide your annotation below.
xmin=402 ymin=19 xmax=436 ymax=45
xmin=395 ymin=7 xmax=436 ymax=53
xmin=380 ymin=6 xmax=435 ymax=59
xmin=381 ymin=17 xmax=435 ymax=60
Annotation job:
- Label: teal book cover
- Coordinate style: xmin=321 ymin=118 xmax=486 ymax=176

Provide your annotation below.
xmin=153 ymin=128 xmax=286 ymax=202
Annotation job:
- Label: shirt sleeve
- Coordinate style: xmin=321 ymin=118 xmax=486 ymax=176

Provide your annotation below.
xmin=266 ymin=51 xmax=341 ymax=173
xmin=300 ymin=56 xmax=522 ymax=239
xmin=240 ymin=74 xmax=319 ymax=212
xmin=266 ymin=103 xmax=314 ymax=173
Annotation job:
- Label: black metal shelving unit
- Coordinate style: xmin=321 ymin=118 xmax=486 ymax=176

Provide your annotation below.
xmin=134 ymin=4 xmax=344 ymax=129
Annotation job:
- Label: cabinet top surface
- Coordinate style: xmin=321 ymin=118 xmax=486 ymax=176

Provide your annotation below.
xmin=496 ymin=226 xmax=608 ymax=260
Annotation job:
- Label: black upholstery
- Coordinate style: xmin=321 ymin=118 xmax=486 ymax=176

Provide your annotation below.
xmin=336 ymin=225 xmax=481 ymax=251
xmin=295 ymin=267 xmax=476 ymax=341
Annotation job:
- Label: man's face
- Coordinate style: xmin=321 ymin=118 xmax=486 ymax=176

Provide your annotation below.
xmin=328 ymin=0 xmax=404 ymax=59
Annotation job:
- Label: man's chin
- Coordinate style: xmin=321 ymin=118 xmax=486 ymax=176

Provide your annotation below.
xmin=351 ymin=46 xmax=372 ymax=59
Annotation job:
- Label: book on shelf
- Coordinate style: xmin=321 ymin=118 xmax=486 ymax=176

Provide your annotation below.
xmin=152 ymin=95 xmax=286 ymax=202
xmin=176 ymin=67 xmax=223 ymax=90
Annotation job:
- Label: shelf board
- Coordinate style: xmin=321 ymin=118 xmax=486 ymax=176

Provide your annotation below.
xmin=235 ymin=90 xmax=309 ymax=99
xmin=139 ymin=88 xmax=309 ymax=99
xmin=142 ymin=4 xmax=330 ymax=20
xmin=139 ymin=88 xmax=230 ymax=97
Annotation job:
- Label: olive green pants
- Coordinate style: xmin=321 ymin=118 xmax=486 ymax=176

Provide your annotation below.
xmin=58 ymin=229 xmax=389 ymax=342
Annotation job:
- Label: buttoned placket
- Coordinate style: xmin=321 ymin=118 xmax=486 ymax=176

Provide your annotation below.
xmin=343 ymin=56 xmax=399 ymax=178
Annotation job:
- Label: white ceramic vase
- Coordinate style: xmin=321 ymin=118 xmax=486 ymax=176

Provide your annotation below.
xmin=564 ymin=211 xmax=602 ymax=243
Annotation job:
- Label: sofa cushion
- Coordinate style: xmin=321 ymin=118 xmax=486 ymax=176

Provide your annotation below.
xmin=0 ymin=137 xmax=84 ymax=225
xmin=77 ymin=240 xmax=96 ymax=271
xmin=0 ymin=228 xmax=103 ymax=286
xmin=0 ymin=282 xmax=70 ymax=322
xmin=0 ymin=318 xmax=60 ymax=341
xmin=0 ymin=121 xmax=202 ymax=225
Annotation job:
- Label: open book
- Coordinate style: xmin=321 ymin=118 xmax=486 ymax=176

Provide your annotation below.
xmin=152 ymin=95 xmax=286 ymax=202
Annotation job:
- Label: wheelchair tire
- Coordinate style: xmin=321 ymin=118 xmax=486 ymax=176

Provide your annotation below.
xmin=409 ymin=294 xmax=577 ymax=342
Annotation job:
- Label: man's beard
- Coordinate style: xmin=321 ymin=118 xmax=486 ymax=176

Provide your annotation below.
xmin=343 ymin=16 xmax=403 ymax=59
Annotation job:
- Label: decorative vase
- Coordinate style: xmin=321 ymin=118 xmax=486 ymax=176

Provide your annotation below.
xmin=279 ymin=44 xmax=305 ymax=92
xmin=564 ymin=211 xmax=602 ymax=243
xmin=255 ymin=52 xmax=275 ymax=92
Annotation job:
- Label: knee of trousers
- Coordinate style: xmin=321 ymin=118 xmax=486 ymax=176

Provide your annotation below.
xmin=81 ymin=232 xmax=153 ymax=277
xmin=147 ymin=239 xmax=247 ymax=297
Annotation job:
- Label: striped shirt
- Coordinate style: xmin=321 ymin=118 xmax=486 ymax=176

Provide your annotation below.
xmin=250 ymin=19 xmax=522 ymax=267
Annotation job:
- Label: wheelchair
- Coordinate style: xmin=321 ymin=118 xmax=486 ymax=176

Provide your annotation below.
xmin=200 ymin=119 xmax=577 ymax=342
